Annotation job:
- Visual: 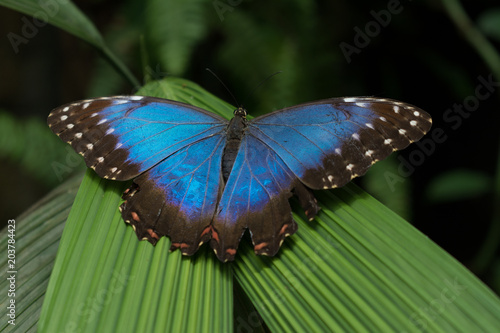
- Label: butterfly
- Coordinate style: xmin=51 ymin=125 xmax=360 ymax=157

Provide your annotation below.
xmin=48 ymin=94 xmax=432 ymax=262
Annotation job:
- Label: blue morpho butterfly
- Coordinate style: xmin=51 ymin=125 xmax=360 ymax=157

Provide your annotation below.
xmin=48 ymin=93 xmax=432 ymax=262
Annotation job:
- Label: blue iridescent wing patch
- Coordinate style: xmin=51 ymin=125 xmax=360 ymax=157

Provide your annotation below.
xmin=249 ymin=97 xmax=429 ymax=189
xmin=48 ymin=96 xmax=227 ymax=180
xmin=48 ymin=95 xmax=432 ymax=262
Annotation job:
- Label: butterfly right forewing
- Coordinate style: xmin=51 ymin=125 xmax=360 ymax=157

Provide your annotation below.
xmin=248 ymin=97 xmax=432 ymax=190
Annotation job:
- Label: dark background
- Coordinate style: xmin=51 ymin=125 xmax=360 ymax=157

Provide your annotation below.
xmin=1 ymin=0 xmax=499 ymax=292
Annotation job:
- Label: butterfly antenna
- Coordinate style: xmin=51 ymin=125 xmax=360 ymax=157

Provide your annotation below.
xmin=241 ymin=71 xmax=282 ymax=107
xmin=206 ymin=68 xmax=240 ymax=107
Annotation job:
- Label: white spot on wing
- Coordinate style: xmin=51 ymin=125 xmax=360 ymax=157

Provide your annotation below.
xmin=410 ymin=120 xmax=417 ymax=126
xmin=365 ymin=150 xmax=374 ymax=157
xmin=399 ymin=129 xmax=407 ymax=135
xmin=62 ymin=106 xmax=70 ymax=112
xmin=91 ymin=113 xmax=98 ymax=117
xmin=328 ymin=175 xmax=334 ymax=182
xmin=394 ymin=106 xmax=400 ymax=113
xmin=82 ymin=102 xmax=90 ymax=109
xmin=335 ymin=148 xmax=341 ymax=155
xmin=130 ymin=96 xmax=144 ymax=100
xmin=86 ymin=143 xmax=94 ymax=150
xmin=97 ymin=118 xmax=107 ymax=125
xmin=414 ymin=111 xmax=420 ymax=117
xmin=111 ymin=167 xmax=117 ymax=173
xmin=346 ymin=163 xmax=354 ymax=171
xmin=365 ymin=123 xmax=374 ymax=129
xmin=379 ymin=116 xmax=387 ymax=122
xmin=67 ymin=124 xmax=74 ymax=129
xmin=384 ymin=139 xmax=392 ymax=145
xmin=75 ymin=133 xmax=82 ymax=139
xmin=355 ymin=102 xmax=367 ymax=107
xmin=343 ymin=97 xmax=356 ymax=102
xmin=60 ymin=115 xmax=68 ymax=121
xmin=97 ymin=157 xmax=104 ymax=163
xmin=352 ymin=133 xmax=360 ymax=140
xmin=115 ymin=142 xmax=123 ymax=149
xmin=106 ymin=128 xmax=115 ymax=135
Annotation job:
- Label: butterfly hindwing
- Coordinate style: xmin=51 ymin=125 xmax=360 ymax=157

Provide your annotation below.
xmin=120 ymin=134 xmax=226 ymax=254
xmin=47 ymin=96 xmax=227 ymax=180
xmin=212 ymin=135 xmax=299 ymax=262
xmin=248 ymin=97 xmax=432 ymax=190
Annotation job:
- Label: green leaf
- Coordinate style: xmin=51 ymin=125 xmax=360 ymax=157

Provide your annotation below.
xmin=146 ymin=0 xmax=209 ymax=76
xmin=0 ymin=111 xmax=85 ymax=187
xmin=362 ymin=155 xmax=412 ymax=220
xmin=478 ymin=7 xmax=500 ymax=42
xmin=426 ymin=169 xmax=492 ymax=203
xmin=0 ymin=173 xmax=82 ymax=332
xmin=0 ymin=0 xmax=102 ymax=47
xmin=0 ymin=0 xmax=139 ymax=86
xmin=234 ymin=187 xmax=500 ymax=332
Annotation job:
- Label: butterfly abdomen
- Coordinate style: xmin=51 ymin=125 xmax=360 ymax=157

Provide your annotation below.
xmin=222 ymin=110 xmax=248 ymax=182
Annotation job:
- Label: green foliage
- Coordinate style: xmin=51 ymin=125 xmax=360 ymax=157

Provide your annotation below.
xmin=0 ymin=174 xmax=82 ymax=332
xmin=426 ymin=169 xmax=492 ymax=203
xmin=146 ymin=0 xmax=209 ymax=76
xmin=0 ymin=0 xmax=138 ymax=86
xmin=478 ymin=7 xmax=500 ymax=42
xmin=361 ymin=155 xmax=412 ymax=220
xmin=0 ymin=111 xmax=84 ymax=187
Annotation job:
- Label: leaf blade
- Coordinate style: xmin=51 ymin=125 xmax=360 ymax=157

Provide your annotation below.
xmin=233 ymin=184 xmax=500 ymax=332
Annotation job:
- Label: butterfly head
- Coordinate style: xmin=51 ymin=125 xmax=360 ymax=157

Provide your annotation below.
xmin=233 ymin=107 xmax=247 ymax=118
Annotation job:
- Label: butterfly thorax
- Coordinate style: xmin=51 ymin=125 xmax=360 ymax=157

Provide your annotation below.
xmin=222 ymin=108 xmax=248 ymax=182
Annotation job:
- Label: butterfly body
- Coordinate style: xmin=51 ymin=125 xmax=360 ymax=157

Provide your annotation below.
xmin=48 ymin=95 xmax=431 ymax=262
xmin=222 ymin=108 xmax=247 ymax=181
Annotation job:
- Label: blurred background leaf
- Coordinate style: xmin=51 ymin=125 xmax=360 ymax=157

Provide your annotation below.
xmin=426 ymin=169 xmax=492 ymax=204
xmin=478 ymin=7 xmax=500 ymax=42
xmin=145 ymin=0 xmax=209 ymax=76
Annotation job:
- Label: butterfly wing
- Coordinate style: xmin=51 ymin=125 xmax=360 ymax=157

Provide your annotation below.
xmin=212 ymin=134 xmax=300 ymax=262
xmin=248 ymin=97 xmax=432 ymax=189
xmin=48 ymin=96 xmax=227 ymax=180
xmin=120 ymin=134 xmax=226 ymax=254
xmin=48 ymin=96 xmax=228 ymax=252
